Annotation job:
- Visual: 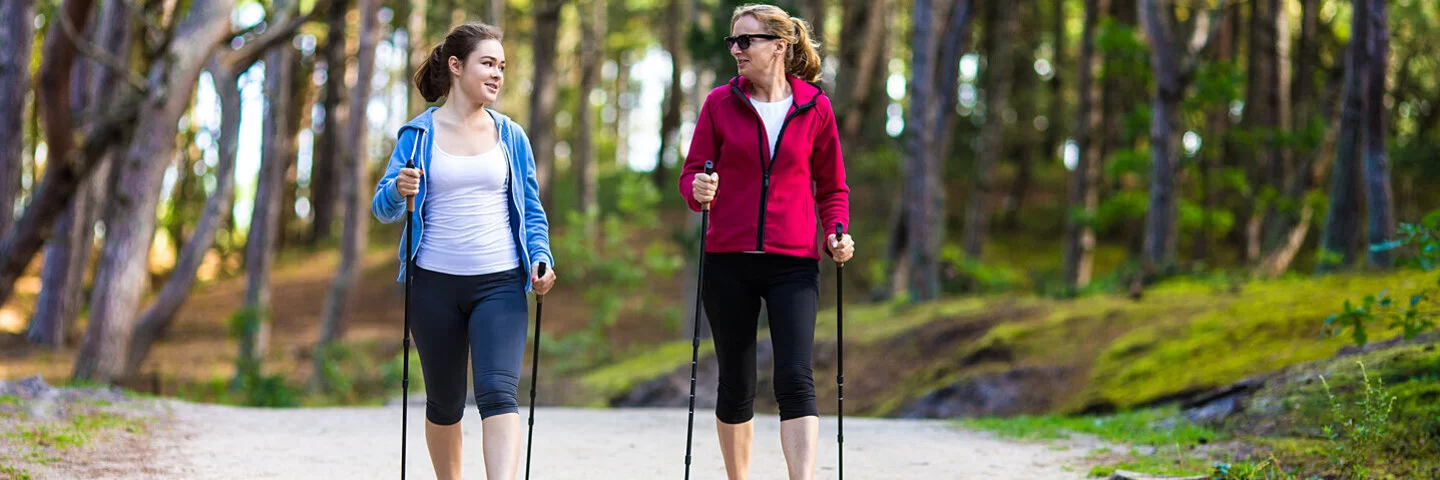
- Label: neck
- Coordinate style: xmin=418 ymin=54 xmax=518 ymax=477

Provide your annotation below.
xmin=748 ymin=70 xmax=791 ymax=102
xmin=441 ymin=92 xmax=490 ymax=127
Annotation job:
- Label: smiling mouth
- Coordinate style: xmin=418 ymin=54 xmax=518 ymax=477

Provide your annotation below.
xmin=484 ymin=83 xmax=499 ymax=91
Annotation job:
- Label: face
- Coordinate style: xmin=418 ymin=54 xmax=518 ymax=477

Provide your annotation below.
xmin=449 ymin=38 xmax=506 ymax=105
xmin=729 ymin=15 xmax=785 ymax=80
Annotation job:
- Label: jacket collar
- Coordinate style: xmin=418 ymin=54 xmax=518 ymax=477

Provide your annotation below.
xmin=728 ymin=74 xmax=823 ymax=108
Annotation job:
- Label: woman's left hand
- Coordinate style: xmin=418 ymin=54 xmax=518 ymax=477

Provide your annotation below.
xmin=532 ymin=262 xmax=557 ymax=295
xmin=827 ymin=233 xmax=855 ymax=264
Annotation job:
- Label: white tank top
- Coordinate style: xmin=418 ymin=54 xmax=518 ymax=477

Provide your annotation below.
xmin=415 ymin=141 xmax=520 ymax=276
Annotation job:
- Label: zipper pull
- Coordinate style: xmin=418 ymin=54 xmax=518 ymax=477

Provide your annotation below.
xmin=763 ymin=173 xmax=771 ymax=187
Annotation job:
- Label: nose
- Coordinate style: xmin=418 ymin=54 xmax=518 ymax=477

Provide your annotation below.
xmin=729 ymin=42 xmax=742 ymax=56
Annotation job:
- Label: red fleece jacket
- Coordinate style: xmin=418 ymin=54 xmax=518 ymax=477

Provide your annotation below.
xmin=679 ymin=75 xmax=850 ymax=260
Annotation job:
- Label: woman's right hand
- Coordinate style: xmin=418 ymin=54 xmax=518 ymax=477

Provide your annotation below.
xmin=692 ymin=172 xmax=719 ymax=204
xmin=397 ymin=167 xmax=423 ymax=197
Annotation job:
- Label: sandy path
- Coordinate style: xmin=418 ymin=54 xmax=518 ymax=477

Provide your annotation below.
xmin=34 ymin=401 xmax=1098 ymax=479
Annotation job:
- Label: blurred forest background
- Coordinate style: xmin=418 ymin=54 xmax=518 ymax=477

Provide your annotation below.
xmin=1 ymin=0 xmax=1439 ymax=476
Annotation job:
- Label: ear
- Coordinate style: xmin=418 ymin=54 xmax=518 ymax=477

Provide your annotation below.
xmin=448 ymin=56 xmax=463 ymax=77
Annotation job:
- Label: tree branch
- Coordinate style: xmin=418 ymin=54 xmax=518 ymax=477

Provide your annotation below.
xmin=56 ymin=6 xmax=149 ymax=94
xmin=217 ymin=0 xmax=330 ymax=70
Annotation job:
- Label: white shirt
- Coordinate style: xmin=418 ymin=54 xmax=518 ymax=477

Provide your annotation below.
xmin=749 ymin=95 xmax=792 ymax=159
xmin=416 ymin=141 xmax=520 ymax=276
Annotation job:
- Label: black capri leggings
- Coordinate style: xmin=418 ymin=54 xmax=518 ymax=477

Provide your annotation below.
xmin=702 ymin=253 xmax=820 ymax=424
xmin=409 ymin=265 xmax=529 ymax=425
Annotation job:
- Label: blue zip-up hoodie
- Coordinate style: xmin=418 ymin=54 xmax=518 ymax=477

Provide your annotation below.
xmin=371 ymin=106 xmax=553 ymax=292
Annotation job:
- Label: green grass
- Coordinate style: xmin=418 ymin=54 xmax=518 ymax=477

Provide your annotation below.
xmin=0 ymin=462 xmax=33 ymax=480
xmin=579 ymin=340 xmax=714 ymax=406
xmin=0 ymin=396 xmax=17 ymax=407
xmin=960 ymin=407 xmax=1223 ymax=446
xmin=4 ymin=412 xmax=142 ymax=451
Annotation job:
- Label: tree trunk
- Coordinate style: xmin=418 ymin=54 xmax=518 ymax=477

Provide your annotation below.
xmin=1287 ymin=0 xmax=1318 ymax=199
xmin=0 ymin=0 xmax=34 ymax=236
xmin=488 ymin=0 xmax=504 ymax=29
xmin=1138 ymin=0 xmax=1222 ymax=276
xmin=309 ymin=0 xmax=351 ymax=245
xmin=1361 ymin=0 xmax=1393 ymax=268
xmin=36 ymin=0 xmax=98 ymax=204
xmin=904 ymin=0 xmax=940 ymax=301
xmin=238 ymin=0 xmax=299 ymax=377
xmin=528 ymin=0 xmax=561 ymax=206
xmin=125 ymin=64 xmax=243 ymax=375
xmin=655 ymin=0 xmax=687 ymax=190
xmin=30 ymin=0 xmax=129 ymax=347
xmin=315 ymin=0 xmax=380 ymax=382
xmin=1063 ymin=0 xmax=1108 ymax=293
xmin=961 ymin=1 xmax=1016 ymax=260
xmin=0 ymin=93 xmax=138 ymax=309
xmin=1240 ymin=0 xmax=1279 ymax=262
xmin=73 ymin=0 xmax=237 ymax=383
xmin=576 ymin=0 xmax=605 ymax=226
xmin=838 ymin=0 xmax=894 ymax=147
xmin=1038 ymin=0 xmax=1064 ymax=214
xmin=1317 ymin=0 xmax=1367 ymax=272
xmin=403 ymin=0 xmax=428 ymax=116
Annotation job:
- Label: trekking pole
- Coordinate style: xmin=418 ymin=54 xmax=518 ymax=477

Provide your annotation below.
xmin=834 ymin=222 xmax=845 ymax=480
xmin=683 ymin=161 xmax=714 ymax=480
xmin=401 ymin=159 xmax=416 ymax=480
xmin=525 ymin=262 xmax=548 ymax=480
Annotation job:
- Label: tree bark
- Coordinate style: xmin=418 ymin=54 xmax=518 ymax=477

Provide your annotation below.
xmin=315 ymin=0 xmax=380 ymax=380
xmin=1137 ymin=0 xmax=1224 ymax=277
xmin=528 ymin=0 xmax=561 ymax=206
xmin=0 ymin=0 xmax=34 ymax=236
xmin=838 ymin=0 xmax=894 ymax=147
xmin=655 ymin=0 xmax=688 ymax=190
xmin=73 ymin=0 xmax=237 ymax=383
xmin=904 ymin=0 xmax=939 ymax=301
xmin=489 ymin=0 xmax=504 ymax=29
xmin=29 ymin=0 xmax=130 ymax=347
xmin=238 ymin=0 xmax=299 ymax=377
xmin=1317 ymin=0 xmax=1367 ymax=272
xmin=576 ymin=0 xmax=605 ymax=226
xmin=36 ymin=0 xmax=98 ymax=206
xmin=1361 ymin=0 xmax=1393 ymax=268
xmin=961 ymin=0 xmax=1016 ymax=260
xmin=1063 ymin=0 xmax=1108 ymax=292
xmin=309 ymin=0 xmax=351 ymax=245
xmin=125 ymin=64 xmax=243 ymax=375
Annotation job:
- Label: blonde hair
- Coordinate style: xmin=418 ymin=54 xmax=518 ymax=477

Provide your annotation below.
xmin=730 ymin=4 xmax=822 ymax=83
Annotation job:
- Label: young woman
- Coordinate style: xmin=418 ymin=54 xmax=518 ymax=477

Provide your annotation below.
xmin=371 ymin=23 xmax=556 ymax=480
xmin=678 ymin=4 xmax=854 ymax=480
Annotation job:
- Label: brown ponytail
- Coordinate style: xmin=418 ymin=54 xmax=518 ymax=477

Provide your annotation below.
xmin=411 ymin=23 xmax=504 ymax=103
xmin=785 ymin=16 xmax=822 ymax=83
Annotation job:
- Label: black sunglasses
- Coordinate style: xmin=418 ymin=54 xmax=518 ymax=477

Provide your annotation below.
xmin=724 ymin=34 xmax=782 ymax=50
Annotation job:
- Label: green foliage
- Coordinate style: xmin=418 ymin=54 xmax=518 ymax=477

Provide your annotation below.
xmin=551 ymin=171 xmax=684 ymax=369
xmin=1319 ymin=362 xmax=1397 ymax=479
xmin=1325 ymin=210 xmax=1440 ymax=348
xmin=961 ymin=407 xmax=1220 ymax=446
xmin=1096 ymin=17 xmax=1150 ymax=84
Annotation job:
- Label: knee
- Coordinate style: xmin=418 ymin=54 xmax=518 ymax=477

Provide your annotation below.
xmin=473 ymin=373 xmax=519 ymax=418
xmin=715 ymin=366 xmax=758 ymax=425
xmin=426 ymin=396 xmax=465 ymax=426
xmin=773 ymin=362 xmax=816 ymax=421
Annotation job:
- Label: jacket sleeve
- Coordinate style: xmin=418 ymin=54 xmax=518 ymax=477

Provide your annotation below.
xmin=679 ymin=94 xmax=720 ymax=212
xmin=811 ymin=103 xmax=850 ymax=236
xmin=513 ymin=125 xmax=554 ymax=270
xmin=372 ymin=128 xmax=418 ymax=224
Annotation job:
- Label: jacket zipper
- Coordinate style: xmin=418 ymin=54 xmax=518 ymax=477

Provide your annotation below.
xmin=730 ymin=84 xmax=817 ymax=252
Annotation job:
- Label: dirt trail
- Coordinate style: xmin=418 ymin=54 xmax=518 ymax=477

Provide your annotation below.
xmin=25 ymin=400 xmax=1099 ymax=479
